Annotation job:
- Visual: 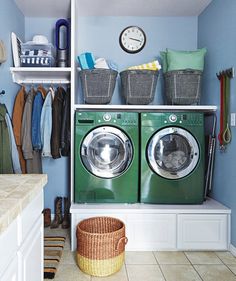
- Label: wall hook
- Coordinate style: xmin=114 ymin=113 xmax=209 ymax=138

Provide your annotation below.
xmin=0 ymin=90 xmax=5 ymax=95
xmin=216 ymin=67 xmax=234 ymax=79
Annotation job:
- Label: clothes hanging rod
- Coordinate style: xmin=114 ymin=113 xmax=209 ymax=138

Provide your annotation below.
xmin=18 ymin=80 xmax=70 ymax=85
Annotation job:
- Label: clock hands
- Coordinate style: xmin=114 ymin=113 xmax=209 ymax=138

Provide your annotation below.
xmin=129 ymin=37 xmax=142 ymax=43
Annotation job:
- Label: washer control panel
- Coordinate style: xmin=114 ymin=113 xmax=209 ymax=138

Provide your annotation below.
xmin=76 ymin=112 xmax=138 ymax=126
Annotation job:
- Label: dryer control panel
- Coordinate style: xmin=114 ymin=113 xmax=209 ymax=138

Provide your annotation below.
xmin=141 ymin=112 xmax=204 ymax=127
xmin=165 ymin=113 xmax=204 ymax=125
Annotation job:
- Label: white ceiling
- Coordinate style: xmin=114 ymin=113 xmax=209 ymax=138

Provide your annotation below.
xmin=14 ymin=0 xmax=212 ymax=18
xmin=14 ymin=0 xmax=71 ymax=18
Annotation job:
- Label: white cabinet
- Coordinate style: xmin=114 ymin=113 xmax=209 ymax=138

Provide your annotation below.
xmin=0 ymin=190 xmax=44 ymax=281
xmin=127 ymin=214 xmax=176 ymax=250
xmin=177 ymin=214 xmax=229 ymax=250
xmin=18 ymin=216 xmax=43 ymax=281
xmin=0 ymin=219 xmax=18 ymax=276
xmin=1 ymin=255 xmax=18 ymax=281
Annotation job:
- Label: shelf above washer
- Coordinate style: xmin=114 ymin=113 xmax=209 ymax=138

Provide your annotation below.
xmin=74 ymin=104 xmax=217 ymax=112
xmin=10 ymin=67 xmax=71 ymax=85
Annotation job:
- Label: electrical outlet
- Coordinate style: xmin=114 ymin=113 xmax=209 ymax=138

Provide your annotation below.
xmin=231 ymin=113 xmax=236 ymax=126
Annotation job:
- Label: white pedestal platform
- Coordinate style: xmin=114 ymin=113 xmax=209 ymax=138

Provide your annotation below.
xmin=70 ymin=198 xmax=231 ymax=251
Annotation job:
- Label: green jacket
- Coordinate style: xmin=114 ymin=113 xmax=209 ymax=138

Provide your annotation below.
xmin=0 ymin=104 xmax=13 ymax=174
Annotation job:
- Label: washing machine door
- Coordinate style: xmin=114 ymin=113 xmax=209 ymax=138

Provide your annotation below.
xmin=147 ymin=127 xmax=199 ymax=179
xmin=81 ymin=126 xmax=133 ymax=178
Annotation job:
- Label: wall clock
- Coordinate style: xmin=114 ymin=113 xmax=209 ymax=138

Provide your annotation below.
xmin=119 ymin=26 xmax=146 ymax=54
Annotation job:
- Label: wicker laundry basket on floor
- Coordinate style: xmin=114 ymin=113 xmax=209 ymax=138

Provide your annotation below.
xmin=76 ymin=217 xmax=128 ymax=277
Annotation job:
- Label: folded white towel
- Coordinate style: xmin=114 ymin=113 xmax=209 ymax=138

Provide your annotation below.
xmin=94 ymin=58 xmax=109 ymax=69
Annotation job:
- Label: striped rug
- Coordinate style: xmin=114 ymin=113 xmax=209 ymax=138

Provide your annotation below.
xmin=44 ymin=236 xmax=66 ymax=279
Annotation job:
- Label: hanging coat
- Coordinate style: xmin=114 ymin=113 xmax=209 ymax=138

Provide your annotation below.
xmin=5 ymin=112 xmax=22 ymax=174
xmin=0 ymin=104 xmax=13 ymax=174
xmin=51 ymin=86 xmax=66 ymax=159
xmin=21 ymin=88 xmax=42 ymax=174
xmin=40 ymin=87 xmax=53 ymax=157
xmin=12 ymin=86 xmax=27 ymax=173
xmin=32 ymin=88 xmax=44 ymax=150
xmin=61 ymin=86 xmax=70 ymax=156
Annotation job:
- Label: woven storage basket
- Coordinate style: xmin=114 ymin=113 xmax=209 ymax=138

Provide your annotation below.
xmin=76 ymin=216 xmax=128 ymax=277
xmin=79 ymin=69 xmax=118 ymax=104
xmin=164 ymin=69 xmax=202 ymax=105
xmin=120 ymin=70 xmax=159 ymax=105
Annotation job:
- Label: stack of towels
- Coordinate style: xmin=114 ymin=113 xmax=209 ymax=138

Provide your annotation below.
xmin=77 ymin=52 xmax=118 ymax=71
xmin=77 ymin=52 xmax=162 ymax=72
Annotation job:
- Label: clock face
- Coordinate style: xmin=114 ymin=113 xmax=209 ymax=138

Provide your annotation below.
xmin=119 ymin=26 xmax=146 ymax=54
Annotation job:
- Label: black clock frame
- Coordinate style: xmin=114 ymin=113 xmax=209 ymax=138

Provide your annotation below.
xmin=119 ymin=26 xmax=146 ymax=54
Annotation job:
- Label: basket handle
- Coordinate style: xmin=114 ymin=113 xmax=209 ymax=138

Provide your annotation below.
xmin=115 ymin=236 xmax=128 ymax=251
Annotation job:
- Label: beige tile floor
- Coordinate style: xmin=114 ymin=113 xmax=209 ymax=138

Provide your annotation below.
xmin=44 ymin=228 xmax=236 ymax=281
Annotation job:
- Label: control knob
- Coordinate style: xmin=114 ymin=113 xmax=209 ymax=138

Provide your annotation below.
xmin=169 ymin=114 xmax=177 ymax=122
xmin=103 ymin=113 xmax=111 ymax=121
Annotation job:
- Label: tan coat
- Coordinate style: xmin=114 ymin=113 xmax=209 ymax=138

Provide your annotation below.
xmin=12 ymin=86 xmax=26 ymax=173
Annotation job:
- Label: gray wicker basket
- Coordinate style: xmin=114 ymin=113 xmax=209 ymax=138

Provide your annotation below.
xmin=120 ymin=70 xmax=159 ymax=105
xmin=164 ymin=69 xmax=202 ymax=105
xmin=79 ymin=69 xmax=118 ymax=104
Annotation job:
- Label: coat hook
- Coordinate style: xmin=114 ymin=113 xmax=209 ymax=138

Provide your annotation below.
xmin=216 ymin=72 xmax=221 ymax=80
xmin=0 ymin=90 xmax=5 ymax=95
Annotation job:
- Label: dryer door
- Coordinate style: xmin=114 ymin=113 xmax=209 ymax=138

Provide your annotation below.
xmin=147 ymin=127 xmax=199 ymax=179
xmin=81 ymin=126 xmax=133 ymax=178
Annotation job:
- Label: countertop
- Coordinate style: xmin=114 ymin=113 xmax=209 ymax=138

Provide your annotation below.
xmin=0 ymin=174 xmax=47 ymax=235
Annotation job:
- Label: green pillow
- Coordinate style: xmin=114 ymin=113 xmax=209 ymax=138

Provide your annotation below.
xmin=166 ymin=48 xmax=207 ymax=71
xmin=160 ymin=51 xmax=168 ymax=73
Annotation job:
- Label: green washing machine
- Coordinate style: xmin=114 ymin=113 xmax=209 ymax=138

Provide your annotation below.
xmin=74 ymin=111 xmax=139 ymax=203
xmin=141 ymin=112 xmax=205 ymax=204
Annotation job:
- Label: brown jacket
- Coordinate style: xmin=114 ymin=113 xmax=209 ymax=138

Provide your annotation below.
xmin=21 ymin=87 xmax=42 ymax=174
xmin=12 ymin=86 xmax=26 ymax=173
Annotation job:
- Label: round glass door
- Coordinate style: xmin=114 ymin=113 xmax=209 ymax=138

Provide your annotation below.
xmin=147 ymin=127 xmax=199 ymax=179
xmin=81 ymin=126 xmax=133 ymax=178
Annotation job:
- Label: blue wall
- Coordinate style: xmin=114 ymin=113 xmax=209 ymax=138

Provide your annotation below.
xmin=198 ymin=0 xmax=236 ymax=247
xmin=76 ymin=16 xmax=198 ymax=104
xmin=0 ymin=0 xmax=24 ymax=112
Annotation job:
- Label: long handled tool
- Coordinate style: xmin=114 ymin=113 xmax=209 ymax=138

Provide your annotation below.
xmin=217 ymin=73 xmax=225 ymax=149
xmin=204 ymin=114 xmax=217 ymax=199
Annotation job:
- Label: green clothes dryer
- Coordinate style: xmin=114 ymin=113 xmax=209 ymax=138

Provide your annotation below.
xmin=74 ymin=111 xmax=139 ymax=203
xmin=141 ymin=112 xmax=205 ymax=204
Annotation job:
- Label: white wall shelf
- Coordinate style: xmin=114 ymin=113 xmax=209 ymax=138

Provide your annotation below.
xmin=74 ymin=104 xmax=217 ymax=112
xmin=10 ymin=67 xmax=71 ymax=85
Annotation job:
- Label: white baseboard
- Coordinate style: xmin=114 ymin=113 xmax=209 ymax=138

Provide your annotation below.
xmin=230 ymin=244 xmax=236 ymax=256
